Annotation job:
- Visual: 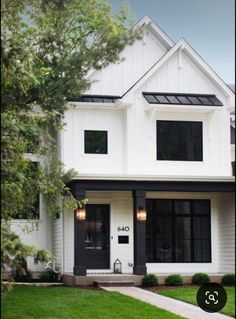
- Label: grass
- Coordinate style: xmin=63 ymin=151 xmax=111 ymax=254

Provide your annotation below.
xmin=158 ymin=286 xmax=235 ymax=317
xmin=1 ymin=285 xmax=186 ymax=319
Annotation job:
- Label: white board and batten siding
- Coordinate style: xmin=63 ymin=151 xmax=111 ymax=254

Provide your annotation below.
xmin=86 ymin=26 xmax=169 ymax=96
xmin=218 ymin=193 xmax=235 ymax=273
xmin=10 ymin=200 xmax=53 ymax=272
xmin=62 ymin=38 xmax=233 ymax=178
xmin=53 ymin=215 xmax=64 ymax=273
xmin=61 ymin=108 xmax=125 ymax=175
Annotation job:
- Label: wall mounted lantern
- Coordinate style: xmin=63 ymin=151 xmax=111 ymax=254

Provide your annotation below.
xmin=75 ymin=207 xmax=86 ymax=221
xmin=114 ymin=258 xmax=122 ymax=273
xmin=137 ymin=207 xmax=147 ymax=221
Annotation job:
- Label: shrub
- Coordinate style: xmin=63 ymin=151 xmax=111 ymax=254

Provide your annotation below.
xmin=11 ymin=257 xmax=32 ymax=282
xmin=142 ymin=274 xmax=158 ymax=287
xmin=39 ymin=270 xmax=58 ymax=282
xmin=221 ymin=274 xmax=235 ymax=286
xmin=165 ymin=274 xmax=183 ymax=286
xmin=192 ymin=273 xmax=210 ymax=285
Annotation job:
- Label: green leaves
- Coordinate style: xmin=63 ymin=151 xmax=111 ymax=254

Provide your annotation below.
xmin=1 ymin=0 xmax=141 ymax=293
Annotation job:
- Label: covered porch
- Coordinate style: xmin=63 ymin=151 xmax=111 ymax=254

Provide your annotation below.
xmin=66 ymin=176 xmax=235 ymax=278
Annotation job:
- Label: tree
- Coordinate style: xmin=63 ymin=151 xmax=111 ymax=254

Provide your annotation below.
xmin=1 ymin=0 xmax=140 ymax=293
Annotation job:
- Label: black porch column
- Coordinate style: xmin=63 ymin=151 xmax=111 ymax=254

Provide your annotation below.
xmin=73 ymin=188 xmax=87 ymax=276
xmin=132 ymin=190 xmax=147 ymax=275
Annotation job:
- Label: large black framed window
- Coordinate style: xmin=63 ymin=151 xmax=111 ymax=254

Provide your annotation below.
xmin=146 ymin=199 xmax=211 ymax=263
xmin=157 ymin=120 xmax=203 ymax=161
xmin=84 ymin=130 xmax=108 ymax=154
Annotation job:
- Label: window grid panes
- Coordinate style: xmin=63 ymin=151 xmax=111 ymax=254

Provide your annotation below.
xmin=146 ymin=199 xmax=211 ymax=263
xmin=156 ymin=120 xmax=203 ymax=161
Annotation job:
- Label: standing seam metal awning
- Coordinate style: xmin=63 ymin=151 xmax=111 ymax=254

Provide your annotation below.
xmin=142 ymin=92 xmax=223 ymax=106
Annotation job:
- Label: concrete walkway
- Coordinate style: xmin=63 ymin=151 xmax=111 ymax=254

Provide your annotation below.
xmin=103 ymin=286 xmax=231 ymax=319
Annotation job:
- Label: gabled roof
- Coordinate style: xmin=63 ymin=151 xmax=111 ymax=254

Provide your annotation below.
xmin=122 ymin=38 xmax=235 ymax=105
xmin=133 ymin=15 xmax=174 ymax=49
xmin=85 ymin=15 xmax=174 ymax=80
xmin=228 ymin=84 xmax=235 ymax=93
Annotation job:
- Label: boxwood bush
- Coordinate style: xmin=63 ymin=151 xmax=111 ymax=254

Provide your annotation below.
xmin=165 ymin=274 xmax=183 ymax=286
xmin=142 ymin=274 xmax=158 ymax=287
xmin=192 ymin=273 xmax=210 ymax=285
xmin=221 ymin=274 xmax=235 ymax=286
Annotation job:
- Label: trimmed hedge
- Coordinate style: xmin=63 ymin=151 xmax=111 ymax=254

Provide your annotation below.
xmin=221 ymin=274 xmax=235 ymax=286
xmin=142 ymin=274 xmax=158 ymax=287
xmin=165 ymin=274 xmax=183 ymax=286
xmin=192 ymin=273 xmax=210 ymax=285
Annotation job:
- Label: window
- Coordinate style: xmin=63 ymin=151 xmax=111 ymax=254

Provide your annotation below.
xmin=146 ymin=199 xmax=211 ymax=263
xmin=157 ymin=120 xmax=203 ymax=161
xmin=84 ymin=130 xmax=108 ymax=154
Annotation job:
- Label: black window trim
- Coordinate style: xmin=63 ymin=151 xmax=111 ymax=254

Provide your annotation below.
xmin=84 ymin=130 xmax=108 ymax=154
xmin=156 ymin=120 xmax=203 ymax=162
xmin=146 ymin=198 xmax=212 ymax=263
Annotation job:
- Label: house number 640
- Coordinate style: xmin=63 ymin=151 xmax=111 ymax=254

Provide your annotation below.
xmin=117 ymin=226 xmax=130 ymax=231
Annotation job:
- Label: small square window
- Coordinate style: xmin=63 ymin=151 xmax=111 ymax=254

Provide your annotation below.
xmin=84 ymin=130 xmax=108 ymax=154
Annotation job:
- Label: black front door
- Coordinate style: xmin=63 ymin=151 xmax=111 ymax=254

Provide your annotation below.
xmin=85 ymin=204 xmax=110 ymax=269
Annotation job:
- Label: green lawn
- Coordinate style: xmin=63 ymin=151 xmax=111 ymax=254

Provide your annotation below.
xmin=1 ymin=285 xmax=186 ymax=319
xmin=158 ymin=286 xmax=235 ymax=317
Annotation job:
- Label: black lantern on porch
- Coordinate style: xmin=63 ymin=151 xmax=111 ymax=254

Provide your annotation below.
xmin=114 ymin=258 xmax=122 ymax=273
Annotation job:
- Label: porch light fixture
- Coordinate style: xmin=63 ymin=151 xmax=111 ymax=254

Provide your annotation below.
xmin=114 ymin=258 xmax=122 ymax=273
xmin=75 ymin=207 xmax=86 ymax=221
xmin=137 ymin=207 xmax=147 ymax=221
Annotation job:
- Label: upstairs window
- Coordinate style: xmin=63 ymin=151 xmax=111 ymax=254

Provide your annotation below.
xmin=84 ymin=130 xmax=108 ymax=154
xmin=157 ymin=120 xmax=203 ymax=161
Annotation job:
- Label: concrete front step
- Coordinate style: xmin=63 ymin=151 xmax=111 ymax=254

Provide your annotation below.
xmin=95 ymin=281 xmax=136 ymax=287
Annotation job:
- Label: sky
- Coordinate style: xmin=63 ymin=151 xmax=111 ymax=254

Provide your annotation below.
xmin=107 ymin=0 xmax=235 ymax=85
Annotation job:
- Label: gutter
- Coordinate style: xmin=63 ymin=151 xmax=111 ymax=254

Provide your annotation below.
xmin=70 ymin=174 xmax=235 ymax=183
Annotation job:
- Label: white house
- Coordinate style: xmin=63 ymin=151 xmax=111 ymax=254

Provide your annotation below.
xmin=11 ymin=16 xmax=235 ymax=282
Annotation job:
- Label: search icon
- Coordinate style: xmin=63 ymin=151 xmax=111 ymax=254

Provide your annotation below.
xmin=197 ymin=283 xmax=227 ymax=313
xmin=208 ymin=294 xmax=216 ymax=302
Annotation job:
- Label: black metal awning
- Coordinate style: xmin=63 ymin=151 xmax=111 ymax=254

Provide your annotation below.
xmin=143 ymin=92 xmax=223 ymax=106
xmin=69 ymin=95 xmax=121 ymax=103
